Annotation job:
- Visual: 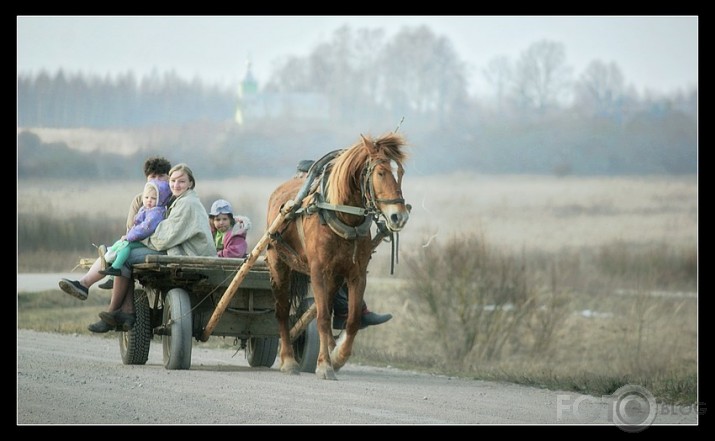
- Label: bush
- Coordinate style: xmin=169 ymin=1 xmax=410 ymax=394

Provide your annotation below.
xmin=403 ymin=233 xmax=538 ymax=366
xmin=389 ymin=231 xmax=696 ymax=404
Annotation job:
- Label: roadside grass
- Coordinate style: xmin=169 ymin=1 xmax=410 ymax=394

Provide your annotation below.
xmin=351 ymin=235 xmax=697 ymax=406
xmin=17 ymin=289 xmax=244 ymax=349
xmin=18 ymin=289 xmax=115 ymax=336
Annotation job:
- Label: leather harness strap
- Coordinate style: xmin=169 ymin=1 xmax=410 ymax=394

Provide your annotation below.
xmin=318 ymin=207 xmax=373 ymax=240
xmin=277 ymin=151 xmax=403 ymax=271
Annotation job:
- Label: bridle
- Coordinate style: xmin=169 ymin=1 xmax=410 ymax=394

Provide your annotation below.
xmin=360 ymin=158 xmax=406 ymax=219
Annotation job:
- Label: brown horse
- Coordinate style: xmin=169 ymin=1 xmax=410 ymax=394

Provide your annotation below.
xmin=265 ymin=132 xmax=409 ymax=380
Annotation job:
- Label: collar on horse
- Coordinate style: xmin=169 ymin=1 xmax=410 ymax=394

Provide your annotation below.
xmin=312 ymin=192 xmax=373 ymax=240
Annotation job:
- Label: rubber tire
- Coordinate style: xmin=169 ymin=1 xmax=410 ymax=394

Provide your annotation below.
xmin=119 ymin=288 xmax=151 ymax=365
xmin=246 ymin=336 xmax=279 ymax=367
xmin=292 ymin=298 xmax=319 ymax=373
xmin=162 ymin=288 xmax=193 ymax=370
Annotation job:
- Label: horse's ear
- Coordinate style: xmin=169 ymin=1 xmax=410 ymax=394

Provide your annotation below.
xmin=360 ymin=134 xmax=378 ymax=153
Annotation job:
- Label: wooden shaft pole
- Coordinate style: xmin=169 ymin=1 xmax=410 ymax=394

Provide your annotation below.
xmin=289 ymin=302 xmax=317 ymax=342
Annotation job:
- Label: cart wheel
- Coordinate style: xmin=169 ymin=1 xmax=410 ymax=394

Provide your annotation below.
xmin=246 ymin=336 xmax=279 ymax=367
xmin=293 ymin=298 xmax=319 ymax=373
xmin=162 ymin=288 xmax=193 ymax=370
xmin=119 ymin=288 xmax=151 ymax=365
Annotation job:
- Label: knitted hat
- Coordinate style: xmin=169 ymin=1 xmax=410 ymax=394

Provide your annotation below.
xmin=210 ymin=199 xmax=234 ymax=216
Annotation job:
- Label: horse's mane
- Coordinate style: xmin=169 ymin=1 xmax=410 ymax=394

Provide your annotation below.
xmin=326 ymin=133 xmax=407 ymax=205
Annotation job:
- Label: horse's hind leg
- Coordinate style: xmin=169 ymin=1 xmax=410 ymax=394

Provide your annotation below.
xmin=276 ymin=295 xmax=300 ymax=375
xmin=268 ymin=257 xmax=299 ymax=375
xmin=312 ymin=275 xmax=339 ymax=380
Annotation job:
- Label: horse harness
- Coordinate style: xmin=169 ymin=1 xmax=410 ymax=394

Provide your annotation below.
xmin=272 ymin=151 xmax=404 ymax=270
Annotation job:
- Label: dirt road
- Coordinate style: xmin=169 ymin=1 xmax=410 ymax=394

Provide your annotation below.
xmin=16 ymin=274 xmax=699 ymax=427
xmin=16 ymin=329 xmax=698 ymax=427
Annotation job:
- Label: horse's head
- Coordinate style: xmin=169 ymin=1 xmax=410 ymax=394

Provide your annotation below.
xmin=361 ymin=134 xmax=410 ymax=232
xmin=326 ymin=133 xmax=410 ymax=232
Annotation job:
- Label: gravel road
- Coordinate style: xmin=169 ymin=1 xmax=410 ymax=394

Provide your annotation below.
xmin=17 ymin=274 xmax=700 ymax=427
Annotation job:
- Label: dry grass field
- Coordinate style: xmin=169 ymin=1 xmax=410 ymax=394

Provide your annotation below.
xmin=18 ymin=173 xmax=697 ymax=253
xmin=17 ymin=173 xmax=698 ymax=404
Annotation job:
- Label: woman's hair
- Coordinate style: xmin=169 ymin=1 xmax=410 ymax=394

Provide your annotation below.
xmin=144 ymin=156 xmax=172 ymax=177
xmin=169 ymin=163 xmax=196 ymax=189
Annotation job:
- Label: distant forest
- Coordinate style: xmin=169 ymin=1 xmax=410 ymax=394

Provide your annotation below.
xmin=17 ymin=25 xmax=697 ymax=177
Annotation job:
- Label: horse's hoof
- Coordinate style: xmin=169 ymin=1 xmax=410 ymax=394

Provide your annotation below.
xmin=280 ymin=359 xmax=300 ymax=375
xmin=330 ymin=345 xmax=349 ymax=372
xmin=315 ymin=365 xmax=337 ymax=380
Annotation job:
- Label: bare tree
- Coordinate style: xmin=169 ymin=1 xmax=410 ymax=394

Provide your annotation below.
xmin=263 ymin=56 xmax=313 ymax=93
xmin=483 ymin=55 xmax=512 ymax=112
xmin=378 ymin=25 xmax=468 ymax=127
xmin=264 ymin=25 xmax=388 ymax=122
xmin=265 ymin=24 xmax=469 ymax=128
xmin=512 ymin=40 xmax=572 ymax=112
xmin=573 ymin=60 xmax=628 ymax=117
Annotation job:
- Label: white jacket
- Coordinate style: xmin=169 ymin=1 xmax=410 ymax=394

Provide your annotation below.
xmin=142 ymin=189 xmax=216 ymax=257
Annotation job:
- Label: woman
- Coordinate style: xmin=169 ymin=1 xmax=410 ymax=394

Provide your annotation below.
xmin=89 ymin=163 xmax=215 ymax=332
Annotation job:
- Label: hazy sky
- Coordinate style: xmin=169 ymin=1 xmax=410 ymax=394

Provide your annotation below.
xmin=17 ymin=16 xmax=698 ymax=96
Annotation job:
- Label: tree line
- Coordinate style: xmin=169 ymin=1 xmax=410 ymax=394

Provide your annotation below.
xmin=17 ymin=25 xmax=697 ymax=176
xmin=18 ymin=70 xmax=236 ymax=128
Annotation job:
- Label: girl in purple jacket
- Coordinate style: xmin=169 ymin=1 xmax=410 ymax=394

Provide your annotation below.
xmin=99 ymin=179 xmax=172 ymax=276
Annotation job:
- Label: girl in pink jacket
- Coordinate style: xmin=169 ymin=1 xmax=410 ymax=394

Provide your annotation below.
xmin=208 ymin=199 xmax=251 ymax=258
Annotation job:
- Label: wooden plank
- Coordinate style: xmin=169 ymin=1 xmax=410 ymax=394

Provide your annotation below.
xmin=142 ymin=254 xmax=268 ymax=269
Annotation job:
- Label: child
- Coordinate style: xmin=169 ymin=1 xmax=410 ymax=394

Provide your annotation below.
xmin=99 ymin=179 xmax=172 ymax=276
xmin=208 ymin=199 xmax=251 ymax=258
xmin=99 ymin=156 xmax=172 ymax=290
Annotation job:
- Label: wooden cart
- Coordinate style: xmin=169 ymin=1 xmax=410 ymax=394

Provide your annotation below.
xmin=80 ymin=199 xmax=317 ymax=371
xmin=110 ymin=253 xmax=319 ymax=372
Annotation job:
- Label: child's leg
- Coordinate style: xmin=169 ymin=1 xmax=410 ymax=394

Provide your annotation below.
xmin=111 ymin=241 xmax=141 ymax=269
xmin=109 ymin=238 xmax=126 ymax=252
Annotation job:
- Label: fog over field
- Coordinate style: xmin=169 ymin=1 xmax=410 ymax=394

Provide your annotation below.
xmin=18 ymin=173 xmax=697 ymax=258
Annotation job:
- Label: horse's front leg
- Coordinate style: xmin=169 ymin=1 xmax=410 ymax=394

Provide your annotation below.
xmin=330 ymin=277 xmax=366 ymax=371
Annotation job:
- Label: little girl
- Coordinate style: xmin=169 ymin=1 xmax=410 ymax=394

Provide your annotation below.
xmin=100 ymin=179 xmax=172 ymax=276
xmin=208 ymin=199 xmax=251 ymax=258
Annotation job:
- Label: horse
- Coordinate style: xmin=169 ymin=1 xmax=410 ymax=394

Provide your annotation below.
xmin=265 ymin=132 xmax=409 ymax=380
